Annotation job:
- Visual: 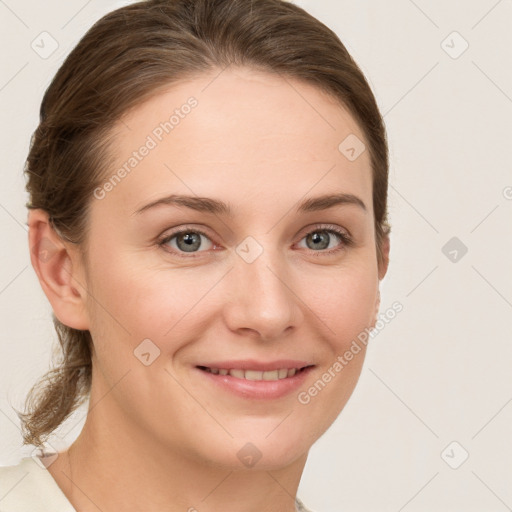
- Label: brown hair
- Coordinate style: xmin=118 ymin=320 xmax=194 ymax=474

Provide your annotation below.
xmin=16 ymin=0 xmax=391 ymax=448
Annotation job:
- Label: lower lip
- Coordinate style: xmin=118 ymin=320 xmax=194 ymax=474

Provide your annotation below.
xmin=195 ymin=366 xmax=314 ymax=400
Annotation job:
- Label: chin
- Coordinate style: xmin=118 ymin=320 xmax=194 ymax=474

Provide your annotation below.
xmin=201 ymin=426 xmax=312 ymax=471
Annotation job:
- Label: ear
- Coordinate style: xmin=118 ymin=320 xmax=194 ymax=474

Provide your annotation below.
xmin=371 ymin=288 xmax=381 ymax=329
xmin=28 ymin=209 xmax=90 ymax=330
xmin=378 ymin=234 xmax=390 ymax=281
xmin=371 ymin=235 xmax=390 ymax=328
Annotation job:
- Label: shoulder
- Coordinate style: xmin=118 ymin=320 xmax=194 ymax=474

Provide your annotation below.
xmin=0 ymin=456 xmax=74 ymax=511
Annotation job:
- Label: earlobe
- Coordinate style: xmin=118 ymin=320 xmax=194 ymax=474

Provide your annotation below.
xmin=28 ymin=209 xmax=90 ymax=330
xmin=371 ymin=235 xmax=389 ymax=328
xmin=371 ymin=288 xmax=381 ymax=329
xmin=372 ymin=235 xmax=390 ymax=327
xmin=378 ymin=234 xmax=390 ymax=281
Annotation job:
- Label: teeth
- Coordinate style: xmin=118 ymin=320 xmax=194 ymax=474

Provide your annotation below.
xmin=262 ymin=370 xmax=278 ymax=381
xmin=203 ymin=367 xmax=304 ymax=381
xmin=245 ymin=370 xmax=263 ymax=380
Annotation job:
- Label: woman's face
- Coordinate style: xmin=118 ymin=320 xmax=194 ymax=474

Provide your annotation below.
xmin=74 ymin=67 xmax=387 ymax=469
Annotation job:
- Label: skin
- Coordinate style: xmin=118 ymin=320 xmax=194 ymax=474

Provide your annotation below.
xmin=28 ymin=66 xmax=389 ymax=512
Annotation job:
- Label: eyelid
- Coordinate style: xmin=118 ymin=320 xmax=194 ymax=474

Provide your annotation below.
xmin=158 ymin=223 xmax=353 ymax=258
xmin=297 ymin=222 xmax=351 ymax=240
xmin=158 ymin=225 xmax=216 ymax=257
xmin=295 ymin=223 xmax=354 ymax=256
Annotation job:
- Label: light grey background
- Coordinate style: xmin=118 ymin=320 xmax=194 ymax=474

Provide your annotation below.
xmin=1 ymin=1 xmax=511 ymax=511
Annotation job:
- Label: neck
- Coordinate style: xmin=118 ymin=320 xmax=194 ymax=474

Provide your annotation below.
xmin=48 ymin=395 xmax=308 ymax=512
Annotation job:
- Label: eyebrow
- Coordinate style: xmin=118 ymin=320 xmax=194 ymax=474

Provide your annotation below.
xmin=133 ymin=192 xmax=367 ymax=216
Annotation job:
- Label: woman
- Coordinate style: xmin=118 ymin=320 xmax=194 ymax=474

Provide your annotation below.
xmin=1 ymin=0 xmax=391 ymax=510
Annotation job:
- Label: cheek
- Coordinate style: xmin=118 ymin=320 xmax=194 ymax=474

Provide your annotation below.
xmin=85 ymin=252 xmax=214 ymax=352
xmin=85 ymin=226 xmax=379 ymax=348
xmin=301 ymin=262 xmax=378 ymax=341
xmin=292 ymin=268 xmax=376 ymax=436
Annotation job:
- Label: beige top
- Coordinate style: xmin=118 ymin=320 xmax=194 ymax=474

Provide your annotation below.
xmin=0 ymin=456 xmax=315 ymax=511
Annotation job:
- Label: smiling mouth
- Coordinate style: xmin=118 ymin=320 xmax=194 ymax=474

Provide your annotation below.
xmin=196 ymin=365 xmax=312 ymax=381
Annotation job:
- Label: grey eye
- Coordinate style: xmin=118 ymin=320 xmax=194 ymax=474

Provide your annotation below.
xmin=300 ymin=230 xmax=342 ymax=251
xmin=164 ymin=231 xmax=213 ymax=253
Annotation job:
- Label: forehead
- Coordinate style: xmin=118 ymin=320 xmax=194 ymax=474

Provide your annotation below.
xmin=100 ymin=67 xmax=373 ymax=218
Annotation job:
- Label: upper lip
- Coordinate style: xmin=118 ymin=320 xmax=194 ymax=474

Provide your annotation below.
xmin=196 ymin=359 xmax=314 ymax=371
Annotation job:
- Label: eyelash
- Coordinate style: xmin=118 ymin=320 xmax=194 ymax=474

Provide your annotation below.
xmin=158 ymin=224 xmax=354 ymax=259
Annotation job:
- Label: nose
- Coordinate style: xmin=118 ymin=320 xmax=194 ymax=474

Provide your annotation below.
xmin=222 ymin=246 xmax=304 ymax=341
